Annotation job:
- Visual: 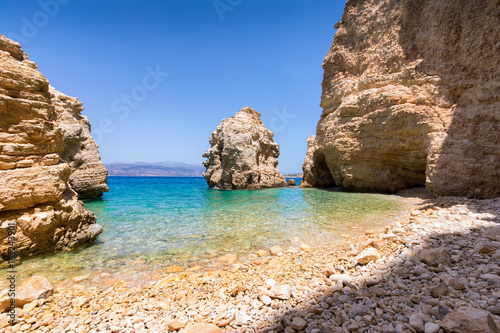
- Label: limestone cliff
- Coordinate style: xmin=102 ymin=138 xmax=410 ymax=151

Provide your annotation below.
xmin=203 ymin=107 xmax=287 ymax=189
xmin=0 ymin=34 xmax=106 ymax=261
xmin=51 ymin=87 xmax=109 ymax=199
xmin=302 ymin=0 xmax=500 ymax=198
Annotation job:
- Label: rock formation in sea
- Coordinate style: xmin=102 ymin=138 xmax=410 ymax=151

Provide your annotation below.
xmin=301 ymin=0 xmax=500 ymax=198
xmin=202 ymin=107 xmax=287 ymax=189
xmin=0 ymin=34 xmax=106 ymax=261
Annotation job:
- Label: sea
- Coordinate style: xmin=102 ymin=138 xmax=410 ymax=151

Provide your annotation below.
xmin=1 ymin=177 xmax=410 ymax=289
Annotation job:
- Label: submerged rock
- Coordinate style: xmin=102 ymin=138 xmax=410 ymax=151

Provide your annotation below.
xmin=202 ymin=107 xmax=286 ymax=189
xmin=301 ymin=0 xmax=500 ymax=198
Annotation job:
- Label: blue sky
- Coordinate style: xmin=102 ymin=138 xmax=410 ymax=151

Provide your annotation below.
xmin=0 ymin=0 xmax=345 ymax=173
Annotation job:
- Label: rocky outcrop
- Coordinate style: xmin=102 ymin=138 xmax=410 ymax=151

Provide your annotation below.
xmin=202 ymin=107 xmax=287 ymax=189
xmin=0 ymin=34 xmax=105 ymax=261
xmin=51 ymin=87 xmax=109 ymax=199
xmin=302 ymin=0 xmax=500 ymax=198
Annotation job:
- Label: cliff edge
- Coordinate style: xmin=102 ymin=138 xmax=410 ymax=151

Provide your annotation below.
xmin=203 ymin=107 xmax=287 ymax=189
xmin=302 ymin=0 xmax=500 ymax=198
xmin=0 ymin=34 xmax=107 ymax=261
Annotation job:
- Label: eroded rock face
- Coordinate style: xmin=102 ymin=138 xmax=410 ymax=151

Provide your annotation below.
xmin=302 ymin=0 xmax=500 ymax=198
xmin=0 ymin=34 xmax=105 ymax=261
xmin=51 ymin=87 xmax=109 ymax=199
xmin=202 ymin=107 xmax=286 ymax=189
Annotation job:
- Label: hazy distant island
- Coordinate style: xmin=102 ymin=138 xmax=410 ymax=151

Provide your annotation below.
xmin=283 ymin=173 xmax=303 ymax=178
xmin=107 ymin=161 xmax=302 ymax=178
xmin=106 ymin=161 xmax=205 ymax=177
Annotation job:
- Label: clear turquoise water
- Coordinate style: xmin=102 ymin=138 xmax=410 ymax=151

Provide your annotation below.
xmin=2 ymin=177 xmax=408 ymax=288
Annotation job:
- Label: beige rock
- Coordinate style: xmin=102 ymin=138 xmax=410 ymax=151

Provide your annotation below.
xmin=474 ymin=241 xmax=496 ymax=254
xmin=179 ymin=323 xmax=221 ymax=333
xmin=291 ymin=317 xmax=307 ymax=330
xmin=270 ymin=246 xmax=283 ymax=256
xmin=300 ymin=0 xmax=500 ymax=199
xmin=356 ymin=247 xmax=380 ymax=265
xmin=17 ymin=300 xmax=38 ymax=317
xmin=51 ymin=87 xmax=108 ymax=199
xmin=418 ymin=248 xmax=451 ymax=267
xmin=269 ymin=284 xmax=291 ymax=300
xmin=287 ymin=179 xmax=296 ymax=186
xmin=256 ymin=249 xmax=268 ymax=257
xmin=429 ymin=283 xmax=448 ymax=297
xmin=0 ymin=34 xmax=105 ymax=261
xmin=300 ymin=243 xmax=312 ymax=252
xmin=328 ymin=274 xmax=353 ymax=283
xmin=16 ymin=276 xmax=53 ymax=308
xmin=441 ymin=307 xmax=499 ymax=333
xmin=202 ymin=107 xmax=286 ymax=189
xmin=217 ymin=254 xmax=238 ymax=264
xmin=167 ymin=320 xmax=187 ymax=332
xmin=165 ymin=265 xmax=184 ymax=273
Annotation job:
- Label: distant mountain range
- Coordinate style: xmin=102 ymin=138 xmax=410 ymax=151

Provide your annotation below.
xmin=106 ymin=161 xmax=205 ymax=177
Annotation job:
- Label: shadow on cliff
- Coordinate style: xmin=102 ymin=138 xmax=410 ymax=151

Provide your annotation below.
xmin=398 ymin=0 xmax=500 ymax=199
xmin=255 ymin=196 xmax=499 ymax=332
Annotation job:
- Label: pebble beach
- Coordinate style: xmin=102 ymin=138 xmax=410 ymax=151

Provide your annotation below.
xmin=2 ymin=191 xmax=500 ymax=333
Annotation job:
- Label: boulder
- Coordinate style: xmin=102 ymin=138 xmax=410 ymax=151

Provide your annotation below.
xmin=202 ymin=107 xmax=287 ymax=189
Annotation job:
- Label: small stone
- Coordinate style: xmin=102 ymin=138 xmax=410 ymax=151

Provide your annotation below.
xmin=270 ymin=284 xmax=291 ymax=300
xmin=166 ymin=265 xmax=184 ymax=273
xmin=256 ymin=250 xmax=268 ymax=257
xmin=15 ymin=276 xmax=54 ymax=308
xmin=424 ymin=322 xmax=440 ymax=333
xmin=418 ymin=248 xmax=451 ymax=267
xmin=270 ymin=246 xmax=283 ymax=256
xmin=369 ymin=286 xmax=386 ymax=297
xmin=260 ymin=295 xmax=272 ymax=305
xmin=429 ymin=283 xmax=448 ymax=297
xmin=357 ymin=247 xmax=380 ymax=265
xmin=217 ymin=254 xmax=238 ymax=264
xmin=380 ymin=324 xmax=396 ymax=333
xmin=479 ymin=274 xmax=500 ymax=287
xmin=441 ymin=307 xmax=499 ymax=333
xmin=329 ymin=274 xmax=353 ymax=283
xmin=17 ymin=300 xmax=38 ymax=317
xmin=71 ymin=275 xmax=89 ymax=283
xmin=351 ymin=305 xmax=369 ymax=317
xmin=409 ymin=313 xmax=425 ymax=333
xmin=110 ymin=326 xmax=121 ymax=333
xmin=372 ymin=240 xmax=387 ymax=249
xmin=179 ymin=323 xmax=221 ymax=333
xmin=71 ymin=296 xmax=89 ymax=308
xmin=474 ymin=241 xmax=496 ymax=254
xmin=300 ymin=244 xmax=312 ymax=252
xmin=338 ymin=295 xmax=350 ymax=303
xmin=291 ymin=317 xmax=307 ymax=330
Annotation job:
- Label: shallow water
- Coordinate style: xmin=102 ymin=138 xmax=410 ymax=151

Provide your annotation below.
xmin=2 ymin=177 xmax=409 ymax=289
